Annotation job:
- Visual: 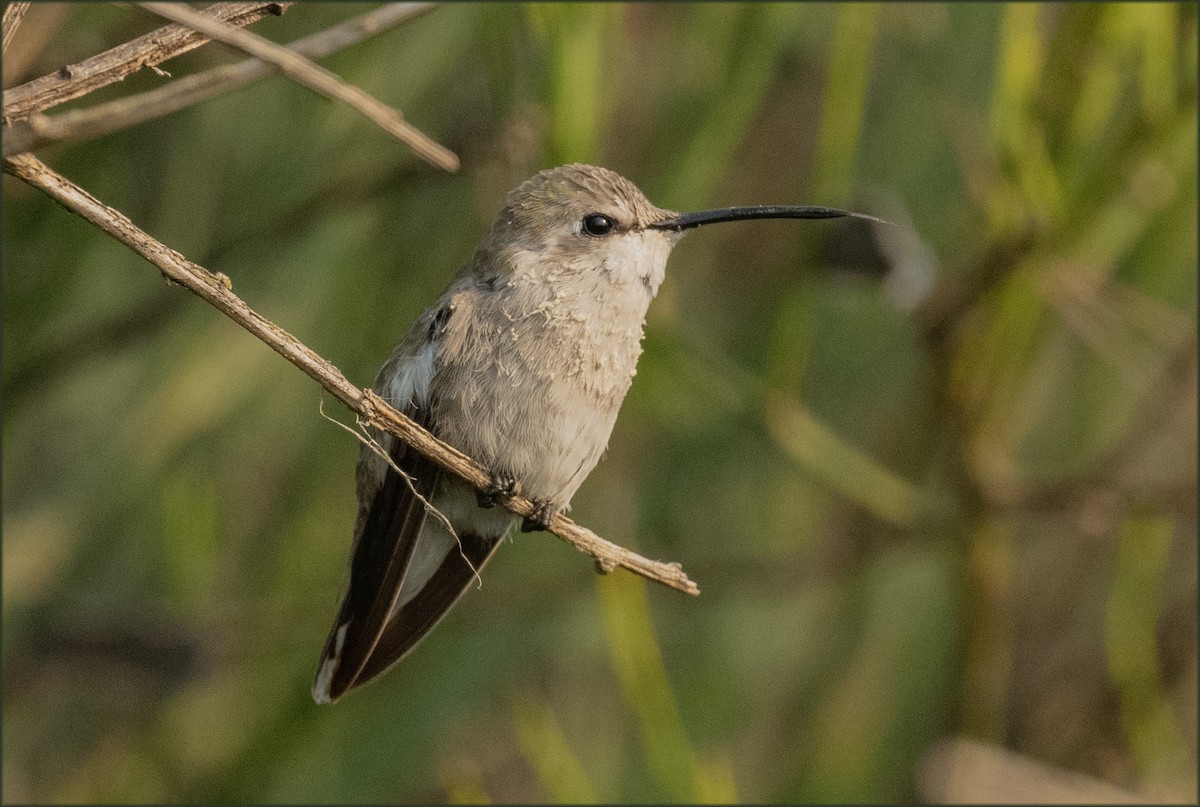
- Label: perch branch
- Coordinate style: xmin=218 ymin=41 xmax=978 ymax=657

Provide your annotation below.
xmin=3 ymin=2 xmax=291 ymax=121
xmin=2 ymin=152 xmax=699 ymax=597
xmin=137 ymin=2 xmax=458 ymax=172
xmin=3 ymin=3 xmax=435 ymax=156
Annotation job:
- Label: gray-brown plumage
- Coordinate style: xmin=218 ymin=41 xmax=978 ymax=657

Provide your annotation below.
xmin=313 ymin=164 xmax=875 ymax=702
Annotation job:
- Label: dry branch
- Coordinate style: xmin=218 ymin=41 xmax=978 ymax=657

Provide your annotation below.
xmin=2 ymin=152 xmax=700 ymax=597
xmin=2 ymin=2 xmax=291 ymax=121
xmin=2 ymin=1 xmax=30 ymax=55
xmin=3 ymin=3 xmax=434 ymax=156
xmin=137 ymin=2 xmax=458 ymax=172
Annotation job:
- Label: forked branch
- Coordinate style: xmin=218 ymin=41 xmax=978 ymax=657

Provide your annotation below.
xmin=3 ymin=2 xmax=292 ymax=120
xmin=3 ymin=3 xmax=435 ymax=156
xmin=2 ymin=152 xmax=700 ymax=597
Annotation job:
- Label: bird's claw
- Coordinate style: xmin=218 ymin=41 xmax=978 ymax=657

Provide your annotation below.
xmin=476 ymin=473 xmax=519 ymax=509
xmin=521 ymin=499 xmax=556 ymax=533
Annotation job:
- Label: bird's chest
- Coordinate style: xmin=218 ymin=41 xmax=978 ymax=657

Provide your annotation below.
xmin=430 ymin=277 xmax=651 ymax=490
xmin=464 ymin=276 xmax=651 ymax=403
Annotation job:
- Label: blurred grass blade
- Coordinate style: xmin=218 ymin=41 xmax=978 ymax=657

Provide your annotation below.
xmin=1102 ymin=3 xmax=1177 ymax=121
xmin=526 ymin=4 xmax=618 ymax=164
xmin=797 ymin=548 xmax=956 ymax=801
xmin=990 ymin=4 xmax=1042 ymax=131
xmin=662 ymin=3 xmax=806 ymax=205
xmin=1105 ymin=514 xmax=1190 ymax=787
xmin=951 ymin=266 xmax=1047 ymax=456
xmin=512 ymin=693 xmax=600 ymax=804
xmin=763 ymin=394 xmax=919 ymax=528
xmin=989 ymin=3 xmax=1063 ymax=232
xmin=812 ymin=3 xmax=878 ymax=204
xmin=598 ymin=572 xmax=735 ymax=803
xmin=439 ymin=757 xmax=492 ymax=804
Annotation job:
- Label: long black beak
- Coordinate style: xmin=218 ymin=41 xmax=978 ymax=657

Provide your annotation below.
xmin=650 ymin=205 xmax=888 ymax=231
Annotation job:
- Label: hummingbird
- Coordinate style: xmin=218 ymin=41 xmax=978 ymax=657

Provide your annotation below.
xmin=312 ymin=163 xmax=879 ymax=703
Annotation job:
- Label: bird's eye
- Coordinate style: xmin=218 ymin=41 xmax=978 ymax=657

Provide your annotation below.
xmin=581 ymin=213 xmax=616 ymax=237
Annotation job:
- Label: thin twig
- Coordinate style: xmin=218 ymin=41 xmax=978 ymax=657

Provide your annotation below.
xmin=2 ymin=1 xmax=30 ymax=55
xmin=3 ymin=3 xmax=434 ymax=156
xmin=2 ymin=2 xmax=292 ymax=121
xmin=2 ymin=152 xmax=699 ymax=596
xmin=137 ymin=2 xmax=458 ymax=172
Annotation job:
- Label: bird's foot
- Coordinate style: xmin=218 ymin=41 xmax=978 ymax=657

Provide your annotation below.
xmin=476 ymin=473 xmax=519 ymax=509
xmin=521 ymin=499 xmax=557 ymax=533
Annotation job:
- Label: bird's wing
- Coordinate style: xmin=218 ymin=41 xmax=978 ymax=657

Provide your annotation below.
xmin=353 ymin=525 xmax=503 ymax=689
xmin=312 ymin=409 xmax=443 ymax=703
xmin=313 ymin=298 xmax=509 ymax=703
xmin=314 ymin=417 xmax=508 ymax=703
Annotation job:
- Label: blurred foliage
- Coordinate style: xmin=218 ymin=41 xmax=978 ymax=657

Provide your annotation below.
xmin=2 ymin=2 xmax=1196 ymax=803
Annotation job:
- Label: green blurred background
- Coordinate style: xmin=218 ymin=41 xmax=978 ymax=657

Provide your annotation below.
xmin=3 ymin=2 xmax=1196 ymax=802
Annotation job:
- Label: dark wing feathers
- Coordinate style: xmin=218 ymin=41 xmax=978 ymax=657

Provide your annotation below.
xmin=314 ymin=409 xmax=440 ymax=702
xmin=354 ymin=530 xmax=502 ymax=687
xmin=314 ymin=403 xmax=507 ymax=702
